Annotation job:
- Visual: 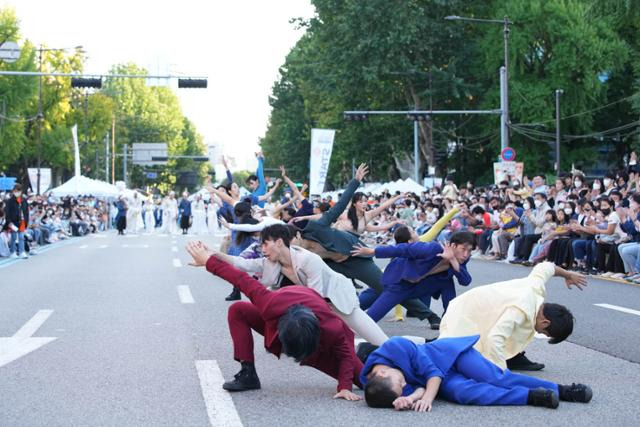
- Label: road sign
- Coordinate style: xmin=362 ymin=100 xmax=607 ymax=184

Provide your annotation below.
xmin=0 ymin=41 xmax=20 ymax=63
xmin=501 ymin=147 xmax=516 ymax=162
xmin=132 ymin=143 xmax=168 ymax=166
xmin=146 ymin=172 xmax=158 ymax=179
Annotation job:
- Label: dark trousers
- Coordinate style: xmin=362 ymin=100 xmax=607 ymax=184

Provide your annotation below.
xmin=324 ymin=257 xmax=436 ymax=320
xmin=116 ymin=216 xmax=126 ymax=234
xmin=515 ymin=234 xmax=541 ymax=259
xmin=596 ymin=242 xmax=625 ymax=273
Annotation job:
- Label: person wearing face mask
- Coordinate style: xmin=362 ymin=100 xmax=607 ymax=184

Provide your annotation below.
xmin=601 ymin=173 xmax=616 ymax=196
xmin=5 ymin=184 xmax=29 ymax=259
xmin=511 ymin=193 xmax=551 ymax=264
xmin=616 ymin=194 xmax=640 ymax=282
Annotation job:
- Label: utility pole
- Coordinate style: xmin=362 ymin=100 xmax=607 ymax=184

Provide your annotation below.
xmin=105 ymin=132 xmax=109 ymax=182
xmin=123 ymin=143 xmax=128 ymax=186
xmin=111 ymin=117 xmax=115 ymax=184
xmin=555 ymin=89 xmax=563 ymax=176
xmin=36 ymin=46 xmax=43 ymax=195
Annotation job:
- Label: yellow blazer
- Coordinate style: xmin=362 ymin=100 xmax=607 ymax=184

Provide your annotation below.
xmin=440 ymin=262 xmax=555 ymax=369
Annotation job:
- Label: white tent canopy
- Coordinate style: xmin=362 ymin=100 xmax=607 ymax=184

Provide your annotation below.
xmin=320 ymin=178 xmax=427 ymax=199
xmin=49 ymin=175 xmax=120 ymax=198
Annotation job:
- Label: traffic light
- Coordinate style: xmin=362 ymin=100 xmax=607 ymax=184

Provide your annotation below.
xmin=71 ymin=77 xmax=102 ymax=88
xmin=178 ymin=79 xmax=207 ymax=88
xmin=406 ymin=113 xmax=430 ymax=121
xmin=343 ymin=112 xmax=369 ymax=121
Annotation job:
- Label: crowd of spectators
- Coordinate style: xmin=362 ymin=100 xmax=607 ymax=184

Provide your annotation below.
xmin=303 ymin=161 xmax=640 ymax=283
xmin=0 ymin=183 xmax=111 ymax=259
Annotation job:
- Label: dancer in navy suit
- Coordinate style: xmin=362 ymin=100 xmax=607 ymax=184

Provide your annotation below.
xmin=352 ymin=229 xmax=474 ymax=324
xmin=361 ymin=336 xmax=592 ymax=411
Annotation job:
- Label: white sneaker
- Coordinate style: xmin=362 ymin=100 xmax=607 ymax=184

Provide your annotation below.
xmin=600 ymin=272 xmax=613 ymax=278
xmin=29 ymin=249 xmax=38 ymax=256
xmin=19 ymin=253 xmax=28 ymax=259
xmin=9 ymin=253 xmax=18 ymax=259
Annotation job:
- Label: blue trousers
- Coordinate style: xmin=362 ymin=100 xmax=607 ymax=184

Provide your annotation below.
xmin=572 ymin=239 xmax=596 ymax=266
xmin=365 ymin=279 xmax=456 ymax=322
xmin=440 ymin=348 xmax=558 ymax=405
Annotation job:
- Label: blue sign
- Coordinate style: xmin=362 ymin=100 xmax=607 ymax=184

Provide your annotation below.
xmin=146 ymin=172 xmax=158 ymax=179
xmin=501 ymin=147 xmax=516 ymax=162
xmin=0 ymin=177 xmax=17 ymax=191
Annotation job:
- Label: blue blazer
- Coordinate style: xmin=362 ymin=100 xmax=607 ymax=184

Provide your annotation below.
xmin=375 ymin=242 xmax=471 ymax=287
xmin=361 ymin=335 xmax=479 ymax=395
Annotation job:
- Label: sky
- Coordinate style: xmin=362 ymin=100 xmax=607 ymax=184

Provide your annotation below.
xmin=1 ymin=0 xmax=315 ymax=170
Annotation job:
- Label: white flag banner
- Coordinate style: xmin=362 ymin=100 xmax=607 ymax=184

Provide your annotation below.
xmin=72 ymin=124 xmax=80 ymax=178
xmin=309 ymin=128 xmax=336 ymax=195
xmin=27 ymin=168 xmax=51 ymax=193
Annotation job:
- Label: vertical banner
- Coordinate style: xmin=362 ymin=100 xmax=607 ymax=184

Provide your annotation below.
xmin=309 ymin=128 xmax=336 ymax=195
xmin=27 ymin=168 xmax=51 ymax=193
xmin=72 ymin=124 xmax=81 ymax=177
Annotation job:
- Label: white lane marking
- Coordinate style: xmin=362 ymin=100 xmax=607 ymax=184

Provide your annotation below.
xmin=595 ymin=303 xmax=640 ymax=317
xmin=125 ymin=234 xmax=138 ymax=238
xmin=79 ymin=245 xmax=88 ymax=249
xmin=14 ymin=310 xmax=54 ymax=338
xmin=172 ymin=246 xmax=178 ymax=252
xmin=98 ymin=244 xmax=108 ymax=249
xmin=0 ymin=310 xmax=57 ymax=368
xmin=173 ymin=258 xmax=182 ymax=268
xmin=122 ymin=244 xmax=150 ymax=248
xmin=195 ymin=360 xmax=243 ymax=427
xmin=177 ymin=285 xmax=195 ymax=304
xmin=93 ymin=235 xmax=107 ymax=239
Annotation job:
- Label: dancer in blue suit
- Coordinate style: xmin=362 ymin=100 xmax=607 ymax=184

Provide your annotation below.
xmin=361 ymin=336 xmax=592 ymax=411
xmin=352 ymin=228 xmax=474 ymax=324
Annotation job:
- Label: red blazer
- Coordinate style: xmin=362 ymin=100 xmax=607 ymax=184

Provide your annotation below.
xmin=206 ymin=256 xmax=363 ymax=391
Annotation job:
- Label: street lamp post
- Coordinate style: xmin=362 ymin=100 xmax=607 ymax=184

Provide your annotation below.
xmin=445 ymin=15 xmax=512 ymax=153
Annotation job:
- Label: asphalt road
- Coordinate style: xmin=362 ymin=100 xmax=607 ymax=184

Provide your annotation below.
xmin=1 ymin=231 xmax=639 ymax=426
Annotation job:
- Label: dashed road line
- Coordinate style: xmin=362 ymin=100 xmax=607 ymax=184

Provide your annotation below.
xmin=595 ymin=303 xmax=640 ymax=317
xmin=173 ymin=258 xmax=182 ymax=268
xmin=177 ymin=285 xmax=195 ymax=304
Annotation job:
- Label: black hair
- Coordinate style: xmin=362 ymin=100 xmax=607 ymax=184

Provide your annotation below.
xmin=471 ymin=206 xmax=485 ymax=215
xmin=283 ymin=206 xmax=297 ymax=219
xmin=260 ymin=224 xmax=292 ymax=247
xmin=393 ymin=225 xmax=412 ymax=244
xmin=245 ymin=174 xmax=259 ymax=184
xmin=364 ymin=374 xmax=398 ymax=408
xmin=347 ymin=192 xmax=367 ymax=232
xmin=542 ymin=303 xmax=574 ymax=344
xmin=234 ymin=214 xmax=259 ymax=246
xmin=545 ymin=209 xmax=557 ymax=223
xmin=534 ymin=192 xmax=548 ymax=200
xmin=632 ymin=193 xmax=640 ymax=205
xmin=449 ymin=231 xmax=475 ymax=247
xmin=13 ymin=183 xmax=22 ymax=192
xmin=316 ymin=202 xmax=330 ymax=213
xmin=233 ymin=201 xmax=252 ymax=219
xmin=278 ymin=304 xmax=320 ymax=362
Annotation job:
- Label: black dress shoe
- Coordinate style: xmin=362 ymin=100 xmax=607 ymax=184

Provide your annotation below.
xmin=506 ymin=352 xmax=545 ymax=371
xmin=427 ymin=313 xmax=441 ymax=330
xmin=225 ymin=287 xmax=241 ymax=301
xmin=559 ymin=383 xmax=593 ymax=403
xmin=509 ymin=258 xmax=524 ymax=264
xmin=356 ymin=342 xmax=379 ymax=364
xmin=527 ymin=388 xmax=559 ymax=409
xmin=222 ymin=364 xmax=261 ymax=392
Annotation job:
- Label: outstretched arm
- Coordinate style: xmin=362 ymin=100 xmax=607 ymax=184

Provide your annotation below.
xmin=317 ymin=163 xmax=368 ymax=227
xmin=208 ymin=186 xmax=235 ymax=206
xmin=365 ymin=194 xmax=403 ymax=221
xmin=280 ymin=165 xmax=304 ymax=201
xmin=257 ymin=178 xmax=282 ymax=202
xmin=255 ymin=152 xmax=266 ymax=195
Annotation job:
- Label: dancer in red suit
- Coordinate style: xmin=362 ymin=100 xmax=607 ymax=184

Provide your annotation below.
xmin=186 ymin=241 xmax=363 ymax=401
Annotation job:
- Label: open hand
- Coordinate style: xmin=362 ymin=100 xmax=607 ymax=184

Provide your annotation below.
xmin=280 ymin=165 xmax=287 ymax=177
xmin=437 ymin=243 xmax=455 ymax=262
xmin=351 ymin=245 xmax=374 ymax=257
xmin=219 ymin=216 xmax=231 ymax=229
xmin=565 ymin=271 xmax=587 ymax=290
xmin=412 ymin=398 xmax=433 ymax=412
xmin=333 ymin=389 xmax=362 ymax=401
xmin=355 ymin=163 xmax=369 ymax=181
xmin=186 ymin=241 xmax=214 ymax=267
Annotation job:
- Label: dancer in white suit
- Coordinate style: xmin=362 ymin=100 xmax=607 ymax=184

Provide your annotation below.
xmin=191 ymin=194 xmax=208 ymax=235
xmin=167 ymin=191 xmax=179 ymax=235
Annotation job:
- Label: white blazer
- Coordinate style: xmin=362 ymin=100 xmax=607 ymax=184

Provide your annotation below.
xmin=231 ymin=245 xmax=359 ymax=315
